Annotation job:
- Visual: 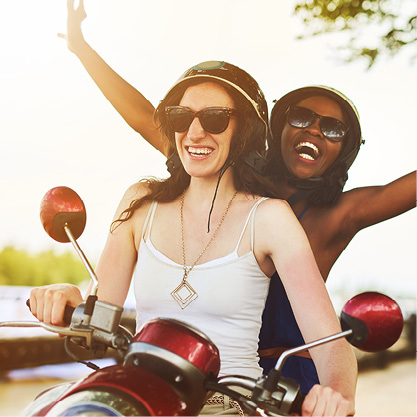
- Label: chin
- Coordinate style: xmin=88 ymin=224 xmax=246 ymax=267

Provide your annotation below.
xmin=290 ymin=160 xmax=327 ymax=179
xmin=289 ymin=167 xmax=315 ymax=179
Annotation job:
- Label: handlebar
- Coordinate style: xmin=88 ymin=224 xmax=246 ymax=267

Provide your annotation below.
xmin=26 ymin=299 xmax=75 ymax=325
xmin=19 ymin=296 xmax=133 ymax=357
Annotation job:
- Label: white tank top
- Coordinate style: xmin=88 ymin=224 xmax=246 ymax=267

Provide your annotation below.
xmin=133 ymin=198 xmax=270 ymax=379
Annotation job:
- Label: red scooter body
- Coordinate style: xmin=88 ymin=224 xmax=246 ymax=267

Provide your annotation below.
xmin=25 ymin=318 xmax=221 ymax=416
xmin=34 ymin=366 xmax=193 ymax=416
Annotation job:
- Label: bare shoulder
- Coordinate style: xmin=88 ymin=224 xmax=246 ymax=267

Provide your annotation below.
xmin=113 ymin=181 xmax=151 ymax=221
xmin=253 ymin=198 xmax=309 ymax=260
xmin=257 ymin=197 xmax=295 ymax=218
xmin=122 ymin=181 xmax=150 ymax=203
xmin=255 ymin=197 xmax=300 ymax=231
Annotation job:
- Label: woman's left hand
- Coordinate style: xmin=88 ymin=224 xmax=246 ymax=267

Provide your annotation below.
xmin=58 ymin=0 xmax=87 ymax=53
xmin=301 ymin=384 xmax=355 ymax=416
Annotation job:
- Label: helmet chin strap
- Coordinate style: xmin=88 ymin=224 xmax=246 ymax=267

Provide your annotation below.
xmin=207 ymin=160 xmax=234 ymax=233
xmin=287 ymin=170 xmax=348 ymax=207
xmin=166 ymin=152 xmax=181 ymax=174
xmin=287 ymin=176 xmax=324 ymax=207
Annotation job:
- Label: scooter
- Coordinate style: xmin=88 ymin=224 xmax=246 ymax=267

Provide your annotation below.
xmin=0 ymin=186 xmax=404 ymax=416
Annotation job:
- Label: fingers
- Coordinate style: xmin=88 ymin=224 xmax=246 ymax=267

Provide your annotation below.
xmin=29 ymin=284 xmax=82 ymax=326
xmin=302 ymin=385 xmax=354 ymax=416
xmin=72 ymin=0 xmax=87 ymax=19
xmin=29 ymin=290 xmax=38 ymax=320
xmin=78 ymin=0 xmax=85 ymax=14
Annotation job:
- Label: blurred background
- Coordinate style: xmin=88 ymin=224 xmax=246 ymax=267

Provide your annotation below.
xmin=0 ymin=0 xmax=416 ymax=415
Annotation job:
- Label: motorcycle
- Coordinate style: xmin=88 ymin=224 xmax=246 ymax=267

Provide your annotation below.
xmin=0 ymin=186 xmax=404 ymax=416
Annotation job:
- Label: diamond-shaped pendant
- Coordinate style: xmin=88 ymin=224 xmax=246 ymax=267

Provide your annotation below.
xmin=171 ymin=280 xmax=198 ymax=309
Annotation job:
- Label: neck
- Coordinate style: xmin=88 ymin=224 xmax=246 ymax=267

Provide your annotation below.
xmin=276 ymin=177 xmax=298 ymax=201
xmin=186 ymin=168 xmax=236 ymax=206
xmin=183 ymin=169 xmax=237 ymax=234
xmin=275 ymin=177 xmax=311 ymax=214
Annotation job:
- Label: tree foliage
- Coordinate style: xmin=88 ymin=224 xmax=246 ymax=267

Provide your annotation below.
xmin=294 ymin=0 xmax=417 ymax=68
xmin=0 ymin=246 xmax=89 ymax=286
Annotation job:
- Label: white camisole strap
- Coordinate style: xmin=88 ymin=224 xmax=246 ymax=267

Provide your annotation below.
xmin=142 ymin=201 xmax=158 ymax=242
xmin=234 ymin=197 xmax=269 ymax=253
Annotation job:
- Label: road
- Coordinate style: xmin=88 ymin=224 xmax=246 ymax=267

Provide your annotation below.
xmin=0 ymin=358 xmax=415 ymax=416
xmin=355 ymin=358 xmax=416 ymax=416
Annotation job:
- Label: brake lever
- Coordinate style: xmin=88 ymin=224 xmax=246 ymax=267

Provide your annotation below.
xmin=0 ymin=321 xmax=92 ymax=345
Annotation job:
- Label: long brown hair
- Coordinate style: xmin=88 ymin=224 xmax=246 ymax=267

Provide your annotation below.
xmin=112 ymin=79 xmax=280 ymax=231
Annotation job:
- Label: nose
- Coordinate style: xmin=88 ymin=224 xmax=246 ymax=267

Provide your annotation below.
xmin=305 ymin=116 xmax=323 ymax=138
xmin=187 ymin=115 xmax=206 ymax=141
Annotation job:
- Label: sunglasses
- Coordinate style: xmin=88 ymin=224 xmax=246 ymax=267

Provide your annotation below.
xmin=287 ymin=106 xmax=348 ymax=142
xmin=165 ymin=106 xmax=238 ymax=134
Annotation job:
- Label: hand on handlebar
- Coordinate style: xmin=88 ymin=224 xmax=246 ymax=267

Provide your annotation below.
xmin=301 ymin=385 xmax=355 ymax=416
xmin=29 ymin=284 xmax=83 ymax=327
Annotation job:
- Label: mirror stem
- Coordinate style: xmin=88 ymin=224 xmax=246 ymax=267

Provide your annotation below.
xmin=274 ymin=329 xmax=353 ymax=372
xmin=64 ymin=224 xmax=98 ymax=296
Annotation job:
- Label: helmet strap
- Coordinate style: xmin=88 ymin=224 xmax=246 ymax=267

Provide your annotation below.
xmin=286 ymin=176 xmax=324 ymax=207
xmin=287 ymin=188 xmax=316 ymax=208
xmin=166 ymin=152 xmax=182 ymax=174
xmin=207 ymin=161 xmax=233 ymax=233
xmin=244 ymin=151 xmax=267 ymax=175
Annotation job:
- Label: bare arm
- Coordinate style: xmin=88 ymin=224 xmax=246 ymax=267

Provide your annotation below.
xmin=60 ymin=0 xmax=168 ymax=156
xmin=343 ymin=170 xmax=416 ymax=234
xmin=94 ymin=183 xmax=149 ymax=305
xmin=257 ymin=200 xmax=357 ymax=415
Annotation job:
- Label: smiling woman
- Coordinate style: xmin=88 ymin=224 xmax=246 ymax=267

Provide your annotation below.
xmin=171 ymin=82 xmax=238 ymax=180
xmin=280 ymin=96 xmax=345 ymax=179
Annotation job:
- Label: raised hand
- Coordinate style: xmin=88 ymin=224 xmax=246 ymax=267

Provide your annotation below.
xmin=58 ymin=0 xmax=87 ymax=53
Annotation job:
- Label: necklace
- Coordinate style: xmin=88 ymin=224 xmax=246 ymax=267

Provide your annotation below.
xmin=171 ymin=190 xmax=238 ymax=309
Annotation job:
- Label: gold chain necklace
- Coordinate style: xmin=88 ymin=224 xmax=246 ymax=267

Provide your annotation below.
xmin=170 ymin=190 xmax=238 ymax=309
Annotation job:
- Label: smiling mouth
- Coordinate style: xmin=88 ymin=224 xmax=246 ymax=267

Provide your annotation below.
xmin=295 ymin=142 xmax=320 ymax=161
xmin=187 ymin=146 xmax=214 ymax=157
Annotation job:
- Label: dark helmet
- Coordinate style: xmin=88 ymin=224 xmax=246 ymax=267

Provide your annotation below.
xmin=268 ymin=85 xmax=364 ymax=205
xmin=158 ymin=61 xmax=269 ymax=173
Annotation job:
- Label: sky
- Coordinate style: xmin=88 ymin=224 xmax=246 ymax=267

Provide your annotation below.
xmin=1 ymin=0 xmax=416 ymax=307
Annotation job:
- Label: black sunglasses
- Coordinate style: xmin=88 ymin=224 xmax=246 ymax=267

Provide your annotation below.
xmin=165 ymin=106 xmax=238 ymax=134
xmin=287 ymin=106 xmax=348 ymax=142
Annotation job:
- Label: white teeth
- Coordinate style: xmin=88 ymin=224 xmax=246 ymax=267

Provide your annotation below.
xmin=295 ymin=142 xmax=319 ymax=160
xmin=188 ymin=146 xmax=213 ymax=155
xmin=299 ymin=153 xmax=315 ymax=161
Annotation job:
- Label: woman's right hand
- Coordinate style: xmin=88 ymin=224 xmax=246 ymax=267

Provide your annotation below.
xmin=29 ymin=284 xmax=83 ymax=326
xmin=58 ymin=0 xmax=87 ymax=54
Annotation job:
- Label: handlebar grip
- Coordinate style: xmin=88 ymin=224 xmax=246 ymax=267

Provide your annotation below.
xmin=289 ymin=391 xmax=305 ymax=415
xmin=26 ymin=299 xmax=75 ymax=325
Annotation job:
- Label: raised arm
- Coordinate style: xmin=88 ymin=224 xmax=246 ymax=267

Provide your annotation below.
xmin=257 ymin=200 xmax=357 ymax=416
xmin=59 ymin=0 xmax=168 ymax=156
xmin=341 ymin=170 xmax=416 ymax=234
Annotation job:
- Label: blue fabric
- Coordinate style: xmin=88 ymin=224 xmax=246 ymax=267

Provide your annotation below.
xmin=258 ymin=271 xmax=319 ymax=395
